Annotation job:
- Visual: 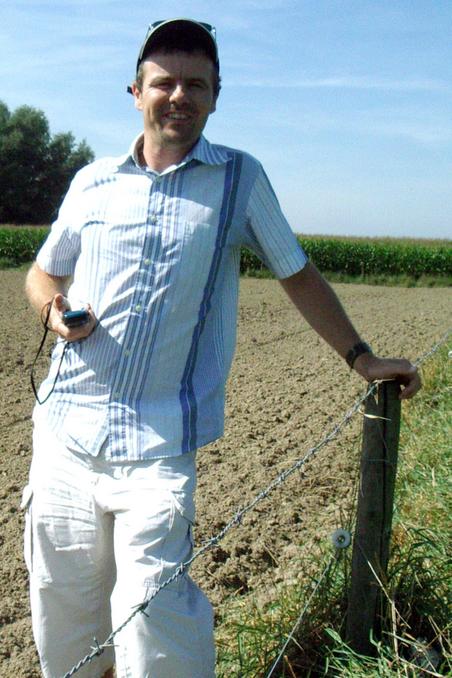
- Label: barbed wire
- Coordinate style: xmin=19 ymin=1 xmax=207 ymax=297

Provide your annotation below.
xmin=61 ymin=330 xmax=451 ymax=678
xmin=413 ymin=329 xmax=450 ymax=366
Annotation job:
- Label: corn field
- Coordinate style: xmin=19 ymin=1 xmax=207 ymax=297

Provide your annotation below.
xmin=1 ymin=225 xmax=451 ymax=279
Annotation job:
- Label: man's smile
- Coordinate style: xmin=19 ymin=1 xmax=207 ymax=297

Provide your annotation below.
xmin=164 ymin=111 xmax=191 ymax=121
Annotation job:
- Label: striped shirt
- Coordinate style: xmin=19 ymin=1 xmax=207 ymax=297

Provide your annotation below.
xmin=34 ymin=134 xmax=308 ymax=460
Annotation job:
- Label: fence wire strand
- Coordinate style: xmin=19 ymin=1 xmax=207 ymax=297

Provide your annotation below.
xmin=60 ymin=330 xmax=450 ymax=678
xmin=265 ymin=552 xmax=339 ymax=678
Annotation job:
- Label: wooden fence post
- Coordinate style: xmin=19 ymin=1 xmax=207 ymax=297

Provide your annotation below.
xmin=346 ymin=380 xmax=401 ymax=655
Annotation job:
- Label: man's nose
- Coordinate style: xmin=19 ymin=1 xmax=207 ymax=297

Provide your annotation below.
xmin=169 ymin=84 xmax=188 ymax=104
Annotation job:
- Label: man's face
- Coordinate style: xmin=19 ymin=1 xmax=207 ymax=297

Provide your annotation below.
xmin=132 ymin=51 xmax=217 ymax=154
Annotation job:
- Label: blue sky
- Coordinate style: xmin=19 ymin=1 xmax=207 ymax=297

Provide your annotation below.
xmin=1 ymin=0 xmax=451 ymax=239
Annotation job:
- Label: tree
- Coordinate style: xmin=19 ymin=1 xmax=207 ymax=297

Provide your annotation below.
xmin=0 ymin=101 xmax=9 ymax=131
xmin=0 ymin=101 xmax=94 ymax=224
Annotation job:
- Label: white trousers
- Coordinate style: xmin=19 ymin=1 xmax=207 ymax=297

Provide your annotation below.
xmin=22 ymin=421 xmax=215 ymax=678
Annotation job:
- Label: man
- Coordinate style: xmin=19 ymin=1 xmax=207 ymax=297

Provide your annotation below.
xmin=24 ymin=18 xmax=420 ymax=678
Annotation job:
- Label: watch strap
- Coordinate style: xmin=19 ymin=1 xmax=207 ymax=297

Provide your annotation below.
xmin=345 ymin=341 xmax=372 ymax=369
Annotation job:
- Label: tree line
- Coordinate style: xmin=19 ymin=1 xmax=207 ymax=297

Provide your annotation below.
xmin=0 ymin=100 xmax=94 ymax=224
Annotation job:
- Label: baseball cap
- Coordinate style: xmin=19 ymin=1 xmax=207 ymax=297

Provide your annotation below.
xmin=135 ymin=19 xmax=219 ymax=74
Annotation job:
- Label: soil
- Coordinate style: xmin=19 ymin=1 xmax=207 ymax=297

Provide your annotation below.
xmin=0 ymin=268 xmax=450 ymax=677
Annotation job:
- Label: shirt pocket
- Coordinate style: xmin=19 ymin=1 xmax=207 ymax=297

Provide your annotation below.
xmin=171 ymin=221 xmax=219 ymax=308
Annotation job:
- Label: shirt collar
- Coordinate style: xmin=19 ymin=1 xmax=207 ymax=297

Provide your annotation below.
xmin=121 ymin=133 xmax=229 ymax=172
xmin=184 ymin=135 xmax=229 ymax=166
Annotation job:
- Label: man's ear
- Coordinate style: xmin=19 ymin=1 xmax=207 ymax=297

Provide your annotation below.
xmin=131 ymin=82 xmax=143 ymax=111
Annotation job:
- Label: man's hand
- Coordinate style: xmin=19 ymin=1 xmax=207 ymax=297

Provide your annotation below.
xmin=47 ymin=293 xmax=97 ymax=342
xmin=353 ymin=352 xmax=421 ymax=400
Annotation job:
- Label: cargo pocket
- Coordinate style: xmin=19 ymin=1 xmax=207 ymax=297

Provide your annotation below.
xmin=20 ymin=484 xmax=33 ymax=574
xmin=143 ymin=489 xmax=196 ymax=596
xmin=172 ymin=490 xmax=196 ymax=552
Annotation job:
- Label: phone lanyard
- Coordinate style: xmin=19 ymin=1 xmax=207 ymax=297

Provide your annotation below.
xmin=30 ymin=300 xmax=68 ymax=405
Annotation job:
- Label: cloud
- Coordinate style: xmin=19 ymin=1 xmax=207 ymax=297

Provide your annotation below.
xmin=228 ymin=75 xmax=450 ymax=92
xmin=363 ymin=119 xmax=452 ymax=145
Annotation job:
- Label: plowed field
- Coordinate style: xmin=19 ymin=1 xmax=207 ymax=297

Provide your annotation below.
xmin=0 ymin=268 xmax=450 ymax=676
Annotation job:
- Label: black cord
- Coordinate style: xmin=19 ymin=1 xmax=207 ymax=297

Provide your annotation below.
xmin=30 ymin=300 xmax=68 ymax=405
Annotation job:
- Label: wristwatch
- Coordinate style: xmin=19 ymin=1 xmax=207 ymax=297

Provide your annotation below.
xmin=345 ymin=341 xmax=372 ymax=369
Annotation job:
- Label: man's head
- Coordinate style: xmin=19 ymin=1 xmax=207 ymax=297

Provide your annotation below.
xmin=133 ymin=19 xmax=221 ymax=98
xmin=130 ymin=20 xmax=220 ymax=163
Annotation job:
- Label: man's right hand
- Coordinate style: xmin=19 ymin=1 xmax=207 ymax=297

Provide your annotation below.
xmin=47 ymin=293 xmax=97 ymax=342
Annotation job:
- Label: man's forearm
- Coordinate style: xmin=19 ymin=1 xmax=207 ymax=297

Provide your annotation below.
xmin=25 ymin=262 xmax=70 ymax=315
xmin=279 ymin=262 xmax=421 ymax=398
xmin=279 ymin=262 xmax=362 ymax=359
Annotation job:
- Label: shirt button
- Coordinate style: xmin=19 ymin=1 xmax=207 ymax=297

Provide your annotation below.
xmin=143 ymin=258 xmax=151 ymax=266
xmin=135 ymin=303 xmax=142 ymax=312
xmin=150 ymin=214 xmax=158 ymax=224
xmin=113 ymin=391 xmax=120 ymax=399
xmin=124 ymin=349 xmax=131 ymax=357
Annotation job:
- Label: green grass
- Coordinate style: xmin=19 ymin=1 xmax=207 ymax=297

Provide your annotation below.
xmin=320 ymin=271 xmax=452 ymax=287
xmin=298 ymin=233 xmax=452 ymax=248
xmin=242 ymin=268 xmax=452 ymax=287
xmin=215 ymin=342 xmax=452 ymax=676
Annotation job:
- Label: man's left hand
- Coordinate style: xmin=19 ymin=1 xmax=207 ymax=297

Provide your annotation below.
xmin=353 ymin=353 xmax=421 ymax=400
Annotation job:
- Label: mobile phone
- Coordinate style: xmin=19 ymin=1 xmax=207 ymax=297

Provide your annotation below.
xmin=62 ymin=309 xmax=90 ymax=328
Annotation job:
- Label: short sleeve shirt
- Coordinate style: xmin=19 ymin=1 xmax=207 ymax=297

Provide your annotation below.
xmin=34 ymin=134 xmax=308 ymax=460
